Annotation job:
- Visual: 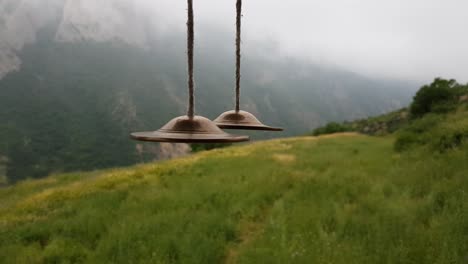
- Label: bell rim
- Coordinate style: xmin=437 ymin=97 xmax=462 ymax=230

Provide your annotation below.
xmin=215 ymin=123 xmax=283 ymax=131
xmin=214 ymin=110 xmax=284 ymax=131
xmin=130 ymin=115 xmax=250 ymax=143
xmin=130 ymin=131 xmax=250 ymax=143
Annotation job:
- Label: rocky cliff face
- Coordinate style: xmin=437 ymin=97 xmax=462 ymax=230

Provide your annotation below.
xmin=0 ymin=0 xmax=151 ymax=79
xmin=0 ymin=0 xmax=61 ymax=77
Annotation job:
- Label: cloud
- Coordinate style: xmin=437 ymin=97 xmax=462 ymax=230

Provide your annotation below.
xmin=138 ymin=0 xmax=468 ymax=82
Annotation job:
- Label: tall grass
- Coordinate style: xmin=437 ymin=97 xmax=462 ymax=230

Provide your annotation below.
xmin=0 ymin=134 xmax=467 ymax=263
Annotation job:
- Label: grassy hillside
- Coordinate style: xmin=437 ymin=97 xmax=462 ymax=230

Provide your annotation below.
xmin=1 ymin=130 xmax=467 ymax=263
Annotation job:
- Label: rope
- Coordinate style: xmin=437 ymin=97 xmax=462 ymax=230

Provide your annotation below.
xmin=235 ymin=0 xmax=242 ymax=112
xmin=187 ymin=0 xmax=195 ymax=118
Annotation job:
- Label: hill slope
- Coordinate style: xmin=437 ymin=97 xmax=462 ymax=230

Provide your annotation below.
xmin=0 ymin=0 xmax=415 ymax=182
xmin=1 ymin=132 xmax=467 ymax=264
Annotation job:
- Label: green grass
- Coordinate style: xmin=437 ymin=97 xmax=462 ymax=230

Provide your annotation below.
xmin=0 ymin=133 xmax=467 ymax=264
xmin=395 ymin=108 xmax=468 ymax=152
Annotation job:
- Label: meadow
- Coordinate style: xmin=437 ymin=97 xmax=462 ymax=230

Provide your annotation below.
xmin=0 ymin=131 xmax=467 ymax=263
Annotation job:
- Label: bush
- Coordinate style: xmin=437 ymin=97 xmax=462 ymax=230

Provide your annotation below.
xmin=395 ymin=108 xmax=468 ymax=152
xmin=394 ymin=132 xmax=423 ymax=152
xmin=430 ymin=100 xmax=458 ymax=114
xmin=410 ymin=78 xmax=458 ymax=118
xmin=191 ymin=143 xmax=232 ymax=153
xmin=312 ymin=122 xmax=353 ymax=136
xmin=436 ymin=132 xmax=467 ymax=151
xmin=394 ymin=114 xmax=443 ymax=152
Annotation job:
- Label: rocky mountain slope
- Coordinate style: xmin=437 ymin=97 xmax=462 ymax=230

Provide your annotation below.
xmin=0 ymin=0 xmax=415 ymax=182
xmin=0 ymin=0 xmax=152 ymax=78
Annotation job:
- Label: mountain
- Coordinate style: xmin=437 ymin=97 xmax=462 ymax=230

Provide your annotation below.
xmin=0 ymin=0 xmax=416 ymax=182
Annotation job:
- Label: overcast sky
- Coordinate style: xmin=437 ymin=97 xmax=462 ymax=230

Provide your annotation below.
xmin=140 ymin=0 xmax=468 ymax=83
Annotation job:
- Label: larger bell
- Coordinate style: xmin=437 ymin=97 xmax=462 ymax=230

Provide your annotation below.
xmin=131 ymin=115 xmax=249 ymax=143
xmin=215 ymin=110 xmax=283 ymax=131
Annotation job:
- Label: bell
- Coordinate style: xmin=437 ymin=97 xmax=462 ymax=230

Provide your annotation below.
xmin=214 ymin=110 xmax=283 ymax=131
xmin=131 ymin=115 xmax=249 ymax=143
xmin=131 ymin=0 xmax=248 ymax=144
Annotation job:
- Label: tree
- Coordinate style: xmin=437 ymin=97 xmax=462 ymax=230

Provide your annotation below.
xmin=410 ymin=78 xmax=457 ymax=118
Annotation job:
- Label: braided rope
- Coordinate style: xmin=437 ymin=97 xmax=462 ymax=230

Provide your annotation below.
xmin=187 ymin=0 xmax=195 ymax=118
xmin=235 ymin=0 xmax=242 ymax=112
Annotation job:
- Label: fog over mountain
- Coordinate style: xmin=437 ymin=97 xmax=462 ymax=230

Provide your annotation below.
xmin=0 ymin=0 xmax=152 ymax=78
xmin=0 ymin=0 xmax=423 ymax=182
xmin=133 ymin=0 xmax=468 ymax=82
xmin=2 ymin=0 xmax=467 ymax=82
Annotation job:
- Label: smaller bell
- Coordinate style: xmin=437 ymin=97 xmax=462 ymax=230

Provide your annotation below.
xmin=131 ymin=115 xmax=249 ymax=143
xmin=214 ymin=110 xmax=283 ymax=131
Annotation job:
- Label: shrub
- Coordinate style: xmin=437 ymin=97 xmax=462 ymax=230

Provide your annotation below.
xmin=410 ymin=78 xmax=458 ymax=118
xmin=394 ymin=132 xmax=423 ymax=152
xmin=430 ymin=100 xmax=458 ymax=114
xmin=395 ymin=108 xmax=468 ymax=152
xmin=191 ymin=143 xmax=232 ymax=153
xmin=436 ymin=132 xmax=466 ymax=152
xmin=394 ymin=114 xmax=442 ymax=152
xmin=312 ymin=122 xmax=353 ymax=136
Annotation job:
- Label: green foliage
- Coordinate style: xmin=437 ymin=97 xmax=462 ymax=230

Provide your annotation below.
xmin=312 ymin=122 xmax=353 ymax=136
xmin=311 ymin=108 xmax=410 ymax=137
xmin=395 ymin=108 xmax=468 ymax=152
xmin=310 ymin=77 xmax=468 ymax=139
xmin=190 ymin=143 xmax=232 ymax=153
xmin=394 ymin=132 xmax=423 ymax=152
xmin=353 ymin=108 xmax=410 ymax=135
xmin=0 ymin=30 xmax=174 ymax=183
xmin=1 ymin=134 xmax=467 ymax=263
xmin=394 ymin=114 xmax=443 ymax=151
xmin=410 ymin=78 xmax=459 ymax=118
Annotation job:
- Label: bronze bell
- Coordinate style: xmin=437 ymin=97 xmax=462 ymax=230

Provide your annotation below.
xmin=214 ymin=0 xmax=283 ymax=132
xmin=214 ymin=110 xmax=283 ymax=131
xmin=131 ymin=115 xmax=249 ymax=143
